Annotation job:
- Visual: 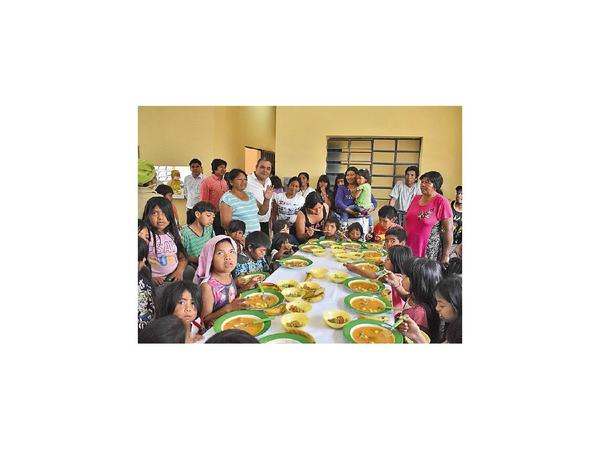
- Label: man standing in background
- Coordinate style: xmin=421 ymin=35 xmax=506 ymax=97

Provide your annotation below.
xmin=389 ymin=165 xmax=421 ymax=226
xmin=245 ymin=158 xmax=273 ymax=235
xmin=200 ymin=158 xmax=229 ymax=234
xmin=183 ymin=158 xmax=205 ymax=225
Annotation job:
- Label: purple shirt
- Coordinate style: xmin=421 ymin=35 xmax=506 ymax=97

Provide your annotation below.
xmin=334 ymin=185 xmax=378 ymax=215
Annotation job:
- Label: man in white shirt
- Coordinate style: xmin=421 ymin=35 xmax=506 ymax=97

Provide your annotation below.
xmin=389 ymin=165 xmax=421 ymax=226
xmin=245 ymin=158 xmax=273 ymax=235
xmin=183 ymin=158 xmax=205 ymax=225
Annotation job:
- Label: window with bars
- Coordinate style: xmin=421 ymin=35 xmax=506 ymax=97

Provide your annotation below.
xmin=326 ymin=137 xmax=422 ymax=202
xmin=154 ymin=165 xmax=192 ymax=198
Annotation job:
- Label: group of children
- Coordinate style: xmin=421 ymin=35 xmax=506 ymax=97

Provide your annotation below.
xmin=138 ymin=186 xmax=462 ymax=344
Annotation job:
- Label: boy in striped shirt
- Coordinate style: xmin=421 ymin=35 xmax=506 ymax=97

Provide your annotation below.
xmin=181 ymin=202 xmax=217 ymax=279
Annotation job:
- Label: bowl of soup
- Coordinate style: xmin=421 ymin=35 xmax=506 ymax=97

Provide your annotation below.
xmin=286 ymin=299 xmax=313 ymax=314
xmin=279 ymin=256 xmax=313 ymax=269
xmin=237 ymin=271 xmax=270 ymax=284
xmin=343 ymin=319 xmax=403 ymax=344
xmin=344 ymin=293 xmax=391 ymax=315
xmin=352 ymin=262 xmax=380 ymax=273
xmin=343 ymin=277 xmax=384 ymax=294
xmin=299 ymin=243 xmax=324 ymax=253
xmin=322 ymin=310 xmax=352 ymax=329
xmin=258 ymin=332 xmax=312 ymax=344
xmin=346 ymin=251 xmax=364 ymax=261
xmin=318 ymin=239 xmax=338 ymax=248
xmin=213 ymin=311 xmax=271 ymax=337
xmin=240 ymin=289 xmax=284 ymax=310
xmin=341 ymin=242 xmax=363 ymax=250
xmin=281 ymin=312 xmax=309 ymax=331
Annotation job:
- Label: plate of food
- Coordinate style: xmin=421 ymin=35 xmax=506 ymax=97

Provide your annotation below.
xmin=317 ymin=238 xmax=338 ymax=248
xmin=258 ymin=332 xmax=312 ymax=344
xmin=236 ymin=271 xmax=270 ymax=284
xmin=298 ymin=243 xmax=325 ymax=253
xmin=343 ymin=319 xmax=403 ymax=344
xmin=213 ymin=310 xmax=271 ymax=337
xmin=344 ymin=292 xmax=392 ymax=315
xmin=277 ymin=255 xmax=313 ymax=269
xmin=240 ymin=289 xmax=285 ymax=310
xmin=341 ymin=241 xmax=364 ymax=251
xmin=343 ymin=277 xmax=385 ymax=294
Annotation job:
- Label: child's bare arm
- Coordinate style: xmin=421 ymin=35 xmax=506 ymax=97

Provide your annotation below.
xmin=344 ymin=263 xmax=377 ymax=279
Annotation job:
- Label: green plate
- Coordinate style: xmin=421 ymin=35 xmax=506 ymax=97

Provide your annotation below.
xmin=317 ymin=238 xmax=339 ymax=247
xmin=239 ymin=288 xmax=284 ymax=309
xmin=278 ymin=255 xmax=313 ymax=269
xmin=342 ymin=276 xmax=385 ymax=294
xmin=344 ymin=292 xmax=392 ymax=315
xmin=258 ymin=332 xmax=311 ymax=344
xmin=236 ymin=271 xmax=270 ymax=284
xmin=212 ymin=310 xmax=271 ymax=337
xmin=298 ymin=243 xmax=325 ymax=252
xmin=342 ymin=319 xmax=403 ymax=344
xmin=340 ymin=241 xmax=365 ymax=250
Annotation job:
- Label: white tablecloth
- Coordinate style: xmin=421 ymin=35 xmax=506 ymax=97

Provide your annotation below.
xmin=202 ymin=249 xmax=393 ymax=343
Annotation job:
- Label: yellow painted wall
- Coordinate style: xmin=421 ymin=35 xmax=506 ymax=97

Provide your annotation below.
xmin=138 ymin=106 xmax=277 ymax=220
xmin=274 ymin=106 xmax=462 ymax=202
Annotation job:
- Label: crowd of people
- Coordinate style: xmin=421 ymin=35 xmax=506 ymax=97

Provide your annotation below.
xmin=138 ymin=156 xmax=463 ymax=344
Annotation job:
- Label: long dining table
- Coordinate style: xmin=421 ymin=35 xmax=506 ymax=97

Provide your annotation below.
xmin=201 ymin=247 xmax=394 ymax=343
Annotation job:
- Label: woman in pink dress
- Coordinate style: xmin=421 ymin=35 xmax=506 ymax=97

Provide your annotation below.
xmin=404 ymin=171 xmax=454 ymax=267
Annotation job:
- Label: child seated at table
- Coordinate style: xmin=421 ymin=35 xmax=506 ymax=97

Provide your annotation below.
xmin=345 ymin=222 xmax=364 ymax=242
xmin=226 ymin=220 xmax=246 ymax=253
xmin=322 ymin=216 xmax=345 ymax=241
xmin=270 ymin=232 xmax=296 ymax=271
xmin=273 ymin=219 xmax=299 ymax=245
xmin=383 ymin=226 xmax=407 ymax=251
xmin=384 ymin=257 xmax=442 ymax=342
xmin=372 ymin=205 xmax=401 ymax=243
xmin=154 ymin=280 xmax=205 ymax=342
xmin=138 ymin=315 xmax=187 ymax=344
xmin=233 ymin=231 xmax=272 ymax=279
xmin=193 ymin=236 xmax=249 ymax=328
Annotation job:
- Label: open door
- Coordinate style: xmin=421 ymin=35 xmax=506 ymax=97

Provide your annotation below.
xmin=244 ymin=146 xmax=276 ymax=174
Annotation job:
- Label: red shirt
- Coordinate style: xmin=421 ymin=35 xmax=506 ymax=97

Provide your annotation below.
xmin=372 ymin=223 xmax=401 ymax=243
xmin=200 ymin=174 xmax=229 ymax=209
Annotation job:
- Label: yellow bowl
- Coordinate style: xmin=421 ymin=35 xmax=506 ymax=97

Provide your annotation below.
xmin=405 ymin=330 xmax=431 ymax=344
xmin=346 ymin=251 xmax=364 ymax=260
xmin=334 ymin=253 xmax=353 ymax=263
xmin=331 ymin=244 xmax=345 ymax=251
xmin=328 ymin=271 xmax=350 ymax=283
xmin=308 ymin=267 xmax=328 ymax=278
xmin=281 ymin=287 xmax=303 ymax=302
xmin=276 ymin=279 xmax=300 ymax=290
xmin=311 ymin=249 xmax=326 ymax=257
xmin=300 ymin=281 xmax=325 ymax=302
xmin=286 ymin=299 xmax=313 ymax=314
xmin=323 ymin=310 xmax=352 ymax=329
xmin=281 ymin=312 xmax=309 ymax=331
xmin=264 ymin=303 xmax=287 ymax=316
